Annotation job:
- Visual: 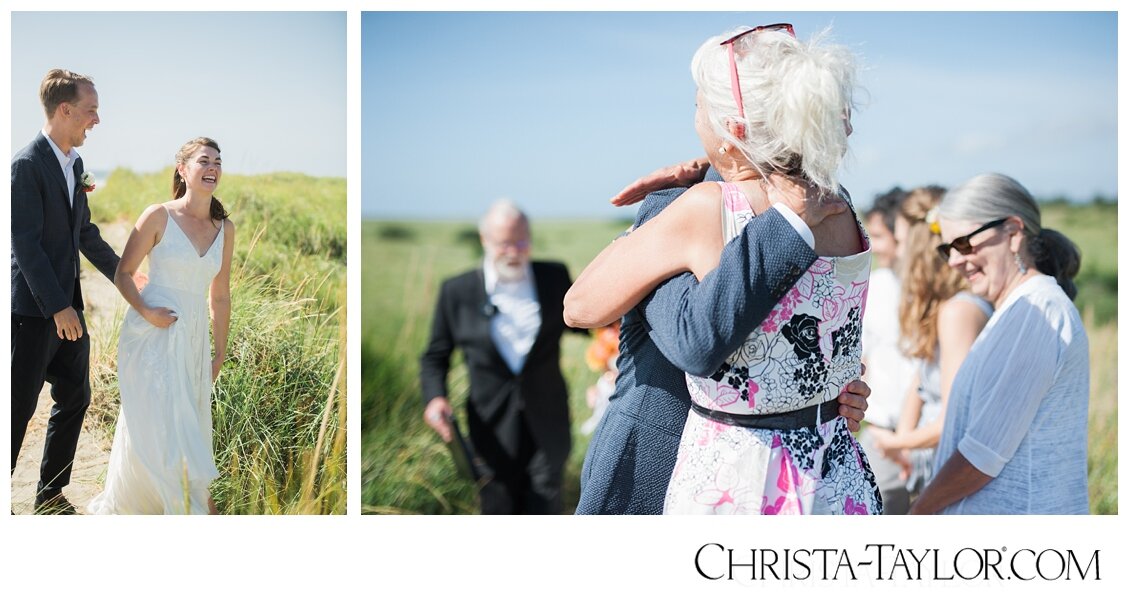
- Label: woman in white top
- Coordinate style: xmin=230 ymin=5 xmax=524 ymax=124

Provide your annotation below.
xmin=857 ymin=187 xmax=916 ymax=514
xmin=910 ymin=173 xmax=1088 ymax=514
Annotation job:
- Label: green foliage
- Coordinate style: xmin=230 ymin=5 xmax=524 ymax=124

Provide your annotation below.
xmin=376 ymin=224 xmax=417 ymax=241
xmin=91 ymin=168 xmax=346 ymax=313
xmin=86 ymin=168 xmax=346 ymax=514
xmin=1084 ymin=316 xmax=1117 ymax=515
xmin=208 ymin=273 xmax=346 ymax=514
xmin=1041 ymin=203 xmax=1117 ymax=326
xmin=454 ymin=226 xmax=483 ymax=257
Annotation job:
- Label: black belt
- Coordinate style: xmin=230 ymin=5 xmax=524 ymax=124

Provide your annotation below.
xmin=690 ymin=399 xmax=840 ymax=431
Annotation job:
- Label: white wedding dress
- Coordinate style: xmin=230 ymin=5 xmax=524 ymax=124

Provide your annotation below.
xmin=88 ymin=207 xmax=222 ymax=514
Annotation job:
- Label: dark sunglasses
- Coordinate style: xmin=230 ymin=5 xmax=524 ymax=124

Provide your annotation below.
xmin=720 ymin=24 xmax=796 ymax=119
xmin=935 ymin=218 xmax=1008 ymax=261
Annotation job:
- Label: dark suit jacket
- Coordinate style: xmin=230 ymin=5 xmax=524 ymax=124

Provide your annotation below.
xmin=420 ymin=261 xmax=577 ymax=475
xmin=11 ymin=132 xmax=119 ymax=318
xmin=575 ymin=170 xmax=818 ymax=514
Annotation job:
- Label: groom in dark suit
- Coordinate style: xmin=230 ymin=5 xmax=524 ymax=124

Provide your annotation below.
xmin=420 ymin=200 xmax=582 ymax=514
xmin=11 ymin=69 xmax=120 ymax=514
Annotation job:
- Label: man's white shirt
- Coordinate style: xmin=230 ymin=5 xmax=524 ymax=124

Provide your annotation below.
xmin=483 ymin=260 xmax=541 ymax=374
xmin=42 ymin=129 xmax=78 ymax=208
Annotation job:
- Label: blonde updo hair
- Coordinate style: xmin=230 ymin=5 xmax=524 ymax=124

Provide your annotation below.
xmin=691 ymin=26 xmax=858 ymax=194
xmin=172 ymin=137 xmax=229 ymax=222
xmin=939 ymin=173 xmax=1080 ymax=300
xmin=897 ymin=186 xmax=966 ymax=361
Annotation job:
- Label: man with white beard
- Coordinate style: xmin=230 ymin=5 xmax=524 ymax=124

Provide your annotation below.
xmin=420 ymin=200 xmax=582 ymax=514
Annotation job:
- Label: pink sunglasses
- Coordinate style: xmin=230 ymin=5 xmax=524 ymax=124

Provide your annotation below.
xmin=719 ymin=23 xmax=796 ymax=118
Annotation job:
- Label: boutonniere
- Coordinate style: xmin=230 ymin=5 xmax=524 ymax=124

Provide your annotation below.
xmin=925 ymin=207 xmax=941 ymax=235
xmin=80 ymin=171 xmax=96 ymax=193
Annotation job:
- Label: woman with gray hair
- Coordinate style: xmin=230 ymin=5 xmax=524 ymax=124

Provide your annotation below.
xmin=910 ymin=173 xmax=1089 ymax=514
xmin=566 ymin=24 xmax=880 ymax=514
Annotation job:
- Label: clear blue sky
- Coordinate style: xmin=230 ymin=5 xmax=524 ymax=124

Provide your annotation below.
xmin=11 ymin=12 xmax=346 ymax=178
xmin=362 ymin=11 xmax=1116 ymax=219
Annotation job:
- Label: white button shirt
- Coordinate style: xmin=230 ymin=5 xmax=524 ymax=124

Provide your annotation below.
xmin=483 ymin=260 xmax=542 ymax=375
xmin=42 ymin=129 xmax=78 ymax=207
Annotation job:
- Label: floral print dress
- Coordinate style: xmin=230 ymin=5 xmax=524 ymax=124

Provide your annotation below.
xmin=664 ymin=183 xmax=882 ymax=515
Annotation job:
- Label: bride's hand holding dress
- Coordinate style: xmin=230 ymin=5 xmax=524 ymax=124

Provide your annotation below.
xmin=113 ymin=203 xmax=179 ymax=328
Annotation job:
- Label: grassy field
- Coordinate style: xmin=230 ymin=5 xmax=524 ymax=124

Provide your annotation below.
xmin=361 ymin=202 xmax=1116 ymax=515
xmin=85 ymin=167 xmax=346 ymax=514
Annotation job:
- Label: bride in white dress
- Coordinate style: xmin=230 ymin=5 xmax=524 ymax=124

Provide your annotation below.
xmin=88 ymin=137 xmax=235 ymax=515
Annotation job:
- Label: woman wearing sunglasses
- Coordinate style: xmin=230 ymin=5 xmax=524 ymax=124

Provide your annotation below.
xmin=909 ymin=173 xmax=1088 ymax=514
xmin=868 ymin=187 xmax=992 ymax=506
xmin=566 ymin=25 xmax=881 ymax=514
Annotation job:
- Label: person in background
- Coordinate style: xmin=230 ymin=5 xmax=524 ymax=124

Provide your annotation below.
xmin=869 ymin=186 xmax=991 ymax=506
xmin=856 ymin=186 xmax=915 ymax=514
xmin=911 ymin=173 xmax=1088 ymax=514
xmin=419 ymin=200 xmax=581 ymax=514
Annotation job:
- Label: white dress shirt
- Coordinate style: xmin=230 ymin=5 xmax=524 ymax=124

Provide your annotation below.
xmin=483 ymin=260 xmax=542 ymax=374
xmin=770 ymin=202 xmax=815 ymax=249
xmin=42 ymin=129 xmax=78 ymax=207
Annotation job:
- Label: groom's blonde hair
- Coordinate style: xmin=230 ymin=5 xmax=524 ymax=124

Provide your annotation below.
xmin=40 ymin=69 xmax=95 ymax=118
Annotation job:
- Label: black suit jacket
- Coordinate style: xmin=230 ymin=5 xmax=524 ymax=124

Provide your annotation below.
xmin=420 ymin=261 xmax=577 ymax=472
xmin=11 ymin=132 xmax=119 ymax=318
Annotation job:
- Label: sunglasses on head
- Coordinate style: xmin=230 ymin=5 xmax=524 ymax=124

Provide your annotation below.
xmin=935 ymin=218 xmax=1009 ymax=261
xmin=719 ymin=24 xmax=796 ymax=119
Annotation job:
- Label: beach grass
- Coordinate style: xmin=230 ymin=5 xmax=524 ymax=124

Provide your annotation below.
xmin=85 ymin=167 xmax=346 ymax=514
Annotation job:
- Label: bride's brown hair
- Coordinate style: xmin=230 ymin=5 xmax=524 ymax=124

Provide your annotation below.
xmin=172 ymin=137 xmax=229 ymax=222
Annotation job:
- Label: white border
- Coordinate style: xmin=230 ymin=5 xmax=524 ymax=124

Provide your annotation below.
xmin=2 ymin=1 xmax=1123 ymax=601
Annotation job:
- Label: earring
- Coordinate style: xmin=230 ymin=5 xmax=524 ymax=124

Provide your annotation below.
xmin=1015 ymin=252 xmax=1028 ymax=275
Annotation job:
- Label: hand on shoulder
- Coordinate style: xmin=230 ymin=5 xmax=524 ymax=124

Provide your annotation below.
xmin=610 ymin=157 xmax=710 ymax=207
xmin=765 ymin=180 xmax=848 ymax=229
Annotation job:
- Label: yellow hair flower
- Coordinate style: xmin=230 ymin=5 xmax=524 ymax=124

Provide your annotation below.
xmin=925 ymin=207 xmax=941 ymax=234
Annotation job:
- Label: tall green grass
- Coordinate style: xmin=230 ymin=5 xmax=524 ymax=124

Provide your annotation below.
xmin=85 ymin=167 xmax=346 ymax=514
xmin=1041 ymin=204 xmax=1118 ymax=327
xmin=362 ymin=204 xmax=1117 ymax=515
xmin=1084 ymin=314 xmax=1117 ymax=515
